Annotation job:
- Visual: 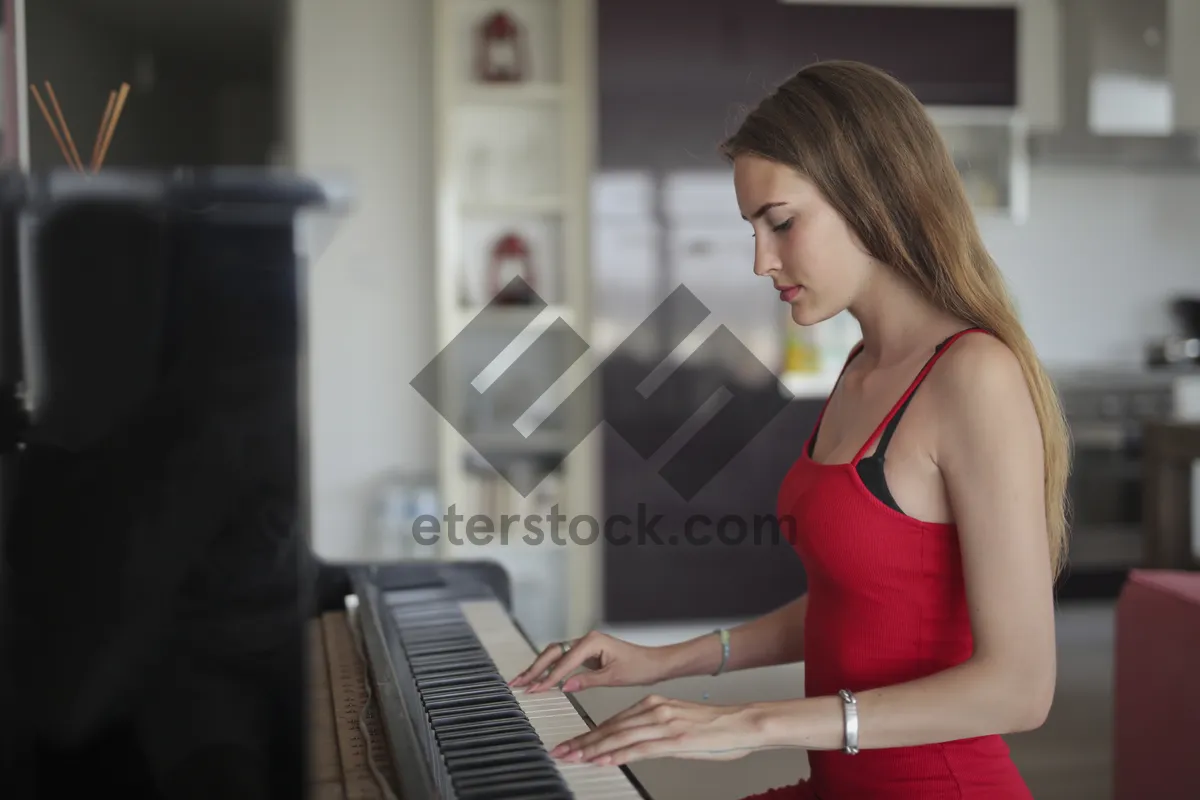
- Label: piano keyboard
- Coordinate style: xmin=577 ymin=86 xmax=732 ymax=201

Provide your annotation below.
xmin=461 ymin=600 xmax=647 ymax=799
xmin=325 ymin=562 xmax=654 ymax=800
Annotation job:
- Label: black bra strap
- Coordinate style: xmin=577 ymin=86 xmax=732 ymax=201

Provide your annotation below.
xmin=869 ymin=335 xmax=953 ymax=461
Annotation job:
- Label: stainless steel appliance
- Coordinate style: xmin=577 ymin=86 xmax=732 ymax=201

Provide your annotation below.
xmin=1027 ymin=0 xmax=1200 ymax=169
xmin=1059 ymin=375 xmax=1177 ymax=574
xmin=1146 ymin=297 xmax=1200 ymax=367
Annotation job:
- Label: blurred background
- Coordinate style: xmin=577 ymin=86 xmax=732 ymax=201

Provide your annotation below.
xmin=5 ymin=0 xmax=1200 ymax=798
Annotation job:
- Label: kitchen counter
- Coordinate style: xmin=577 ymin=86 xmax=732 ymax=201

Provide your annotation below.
xmin=780 ymin=369 xmax=840 ymax=400
xmin=779 ymin=361 xmax=1200 ymax=402
xmin=1048 ymin=363 xmax=1199 ymax=391
xmin=1143 ymin=420 xmax=1200 ymax=570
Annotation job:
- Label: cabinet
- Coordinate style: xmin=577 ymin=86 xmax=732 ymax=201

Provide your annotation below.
xmin=928 ymin=105 xmax=1030 ymax=222
xmin=430 ymin=0 xmax=599 ymax=645
xmin=773 ymin=1 xmax=1020 ymax=106
xmin=1169 ymin=0 xmax=1200 ymax=130
xmin=773 ymin=1 xmax=1051 ymax=220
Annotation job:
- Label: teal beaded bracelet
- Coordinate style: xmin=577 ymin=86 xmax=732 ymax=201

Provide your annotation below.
xmin=712 ymin=628 xmax=731 ymax=675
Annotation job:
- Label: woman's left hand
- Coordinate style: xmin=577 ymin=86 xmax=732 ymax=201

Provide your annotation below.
xmin=549 ymin=694 xmax=769 ymax=767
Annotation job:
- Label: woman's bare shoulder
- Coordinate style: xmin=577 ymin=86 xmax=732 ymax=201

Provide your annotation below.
xmin=928 ymin=331 xmax=1028 ymax=401
xmin=924 ymin=332 xmax=1040 ymax=459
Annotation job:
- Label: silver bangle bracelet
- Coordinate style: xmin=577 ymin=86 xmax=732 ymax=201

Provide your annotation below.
xmin=838 ymin=689 xmax=859 ymax=754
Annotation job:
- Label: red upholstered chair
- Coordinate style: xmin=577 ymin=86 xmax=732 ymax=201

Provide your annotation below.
xmin=1114 ymin=569 xmax=1200 ymax=799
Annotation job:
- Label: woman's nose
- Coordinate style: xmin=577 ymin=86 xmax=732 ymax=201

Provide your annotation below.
xmin=752 ymin=245 xmax=780 ymax=277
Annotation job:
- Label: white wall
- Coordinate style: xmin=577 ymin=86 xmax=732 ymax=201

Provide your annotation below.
xmin=978 ymin=166 xmax=1200 ymax=367
xmin=286 ymin=0 xmax=437 ymax=562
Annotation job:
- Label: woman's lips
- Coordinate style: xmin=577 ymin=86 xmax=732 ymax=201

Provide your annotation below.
xmin=779 ymin=286 xmax=801 ymax=302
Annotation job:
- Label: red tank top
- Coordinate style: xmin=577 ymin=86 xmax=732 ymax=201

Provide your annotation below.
xmin=775 ymin=328 xmax=1034 ymax=799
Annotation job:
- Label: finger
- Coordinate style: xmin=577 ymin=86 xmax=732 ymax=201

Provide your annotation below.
xmin=554 ymin=719 xmax=674 ymax=763
xmin=508 ymin=640 xmax=574 ymax=687
xmin=523 ymin=640 xmax=592 ymax=693
xmin=550 ymin=711 xmax=651 ymax=756
xmin=560 ymin=657 xmax=615 ymax=692
xmin=551 ymin=700 xmax=672 ymax=755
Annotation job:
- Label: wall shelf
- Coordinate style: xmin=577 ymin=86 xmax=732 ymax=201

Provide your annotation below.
xmin=461 ymin=196 xmax=566 ymax=215
xmin=433 ymin=0 xmax=599 ymax=645
xmin=455 ymin=83 xmax=564 ymax=104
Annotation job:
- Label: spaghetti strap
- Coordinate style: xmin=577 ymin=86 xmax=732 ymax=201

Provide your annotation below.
xmin=850 ymin=327 xmax=990 ymax=464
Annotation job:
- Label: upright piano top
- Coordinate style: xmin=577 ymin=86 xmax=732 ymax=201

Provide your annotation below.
xmin=0 ymin=166 xmax=354 ymax=214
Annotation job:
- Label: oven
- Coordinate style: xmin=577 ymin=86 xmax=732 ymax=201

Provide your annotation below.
xmin=1060 ymin=380 xmax=1175 ymax=573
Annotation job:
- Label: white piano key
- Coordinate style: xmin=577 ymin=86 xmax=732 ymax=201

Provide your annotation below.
xmin=459 ymin=600 xmax=646 ymax=799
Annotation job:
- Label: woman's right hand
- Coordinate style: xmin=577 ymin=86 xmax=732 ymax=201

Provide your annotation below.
xmin=508 ymin=630 xmax=674 ymax=694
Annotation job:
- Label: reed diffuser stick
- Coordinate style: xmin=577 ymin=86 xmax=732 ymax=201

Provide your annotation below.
xmin=94 ymin=83 xmax=130 ymax=172
xmin=42 ymin=81 xmax=85 ymax=172
xmin=91 ymin=90 xmax=117 ymax=171
xmin=29 ymin=84 xmax=77 ymax=171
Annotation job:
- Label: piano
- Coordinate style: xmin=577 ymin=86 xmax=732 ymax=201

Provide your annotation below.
xmin=308 ymin=561 xmax=653 ymax=800
xmin=0 ymin=169 xmax=656 ymax=799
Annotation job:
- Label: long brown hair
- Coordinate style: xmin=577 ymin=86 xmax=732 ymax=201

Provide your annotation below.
xmin=722 ymin=60 xmax=1070 ymax=580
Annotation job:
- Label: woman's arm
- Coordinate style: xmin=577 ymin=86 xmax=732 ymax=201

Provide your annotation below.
xmin=659 ymin=593 xmax=809 ymax=680
xmin=754 ymin=336 xmax=1057 ymax=750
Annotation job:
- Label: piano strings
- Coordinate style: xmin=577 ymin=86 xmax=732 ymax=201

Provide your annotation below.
xmin=309 ymin=609 xmax=401 ymax=800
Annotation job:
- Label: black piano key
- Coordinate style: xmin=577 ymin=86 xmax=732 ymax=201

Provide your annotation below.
xmin=434 ymin=719 xmax=535 ymax=739
xmin=443 ymin=745 xmax=549 ymax=771
xmin=414 ymin=668 xmax=501 ymax=688
xmin=421 ymin=676 xmax=506 ymax=692
xmin=415 ymin=662 xmax=499 ymax=681
xmin=427 ymin=707 xmax=526 ymax=728
xmin=425 ymin=686 xmax=508 ymax=702
xmin=452 ymin=767 xmax=562 ymax=790
xmin=403 ymin=632 xmax=474 ymax=645
xmin=411 ymin=659 xmax=495 ymax=677
xmin=393 ymin=612 xmax=458 ymax=625
xmin=454 ymin=777 xmax=571 ymax=800
xmin=442 ymin=740 xmax=549 ymax=761
xmin=404 ymin=632 xmax=474 ymax=643
xmin=438 ymin=731 xmax=542 ymax=753
xmin=453 ymin=773 xmax=567 ymax=795
xmin=422 ymin=684 xmax=513 ymax=703
xmin=451 ymin=762 xmax=561 ymax=783
xmin=409 ymin=651 xmax=491 ymax=667
xmin=424 ymin=690 xmax=516 ymax=711
xmin=427 ymin=700 xmax=521 ymax=721
xmin=406 ymin=643 xmax=483 ymax=658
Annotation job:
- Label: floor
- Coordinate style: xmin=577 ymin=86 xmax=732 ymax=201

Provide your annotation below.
xmin=568 ymin=600 xmax=1115 ymax=800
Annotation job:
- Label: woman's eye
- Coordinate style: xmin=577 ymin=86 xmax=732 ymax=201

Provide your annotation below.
xmin=771 ymin=218 xmax=793 ymax=233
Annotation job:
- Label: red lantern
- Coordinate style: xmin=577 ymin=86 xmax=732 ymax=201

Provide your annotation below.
xmin=475 ymin=11 xmax=526 ymax=83
xmin=488 ymin=232 xmax=537 ymax=305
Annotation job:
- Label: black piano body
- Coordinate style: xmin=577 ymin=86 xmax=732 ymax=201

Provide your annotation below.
xmin=0 ymin=167 xmax=342 ymax=799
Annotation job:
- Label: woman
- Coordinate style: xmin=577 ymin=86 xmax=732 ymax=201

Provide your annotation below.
xmin=509 ymin=60 xmax=1069 ymax=799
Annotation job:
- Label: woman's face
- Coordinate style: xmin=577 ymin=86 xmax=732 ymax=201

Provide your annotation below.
xmin=732 ymin=154 xmax=873 ymax=326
